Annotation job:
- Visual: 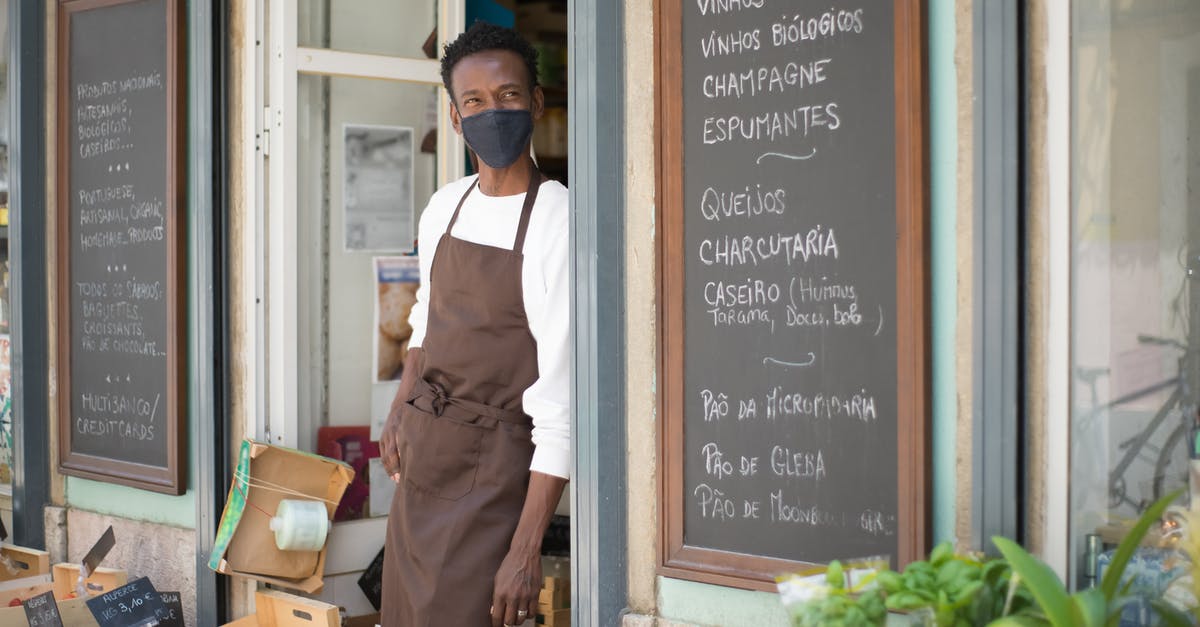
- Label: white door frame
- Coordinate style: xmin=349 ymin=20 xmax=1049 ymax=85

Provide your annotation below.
xmin=1041 ymin=0 xmax=1073 ymax=581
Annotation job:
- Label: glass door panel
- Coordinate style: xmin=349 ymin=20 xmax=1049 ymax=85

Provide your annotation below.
xmin=299 ymin=0 xmax=439 ymax=58
xmin=1068 ymin=0 xmax=1200 ymax=589
xmin=295 ymin=74 xmax=439 ymax=454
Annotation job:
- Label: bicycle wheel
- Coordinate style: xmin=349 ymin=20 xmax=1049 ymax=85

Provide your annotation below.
xmin=1154 ymin=421 xmax=1191 ymax=502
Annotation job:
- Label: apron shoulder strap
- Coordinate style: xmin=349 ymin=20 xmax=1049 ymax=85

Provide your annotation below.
xmin=512 ymin=171 xmax=544 ymax=253
xmin=446 ymin=179 xmax=479 ymax=232
xmin=449 ymin=171 xmax=542 ymax=251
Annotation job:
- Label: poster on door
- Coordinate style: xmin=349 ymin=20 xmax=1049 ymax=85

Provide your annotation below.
xmin=344 ymin=124 xmax=415 ymax=252
xmin=372 ymin=256 xmax=420 ymax=383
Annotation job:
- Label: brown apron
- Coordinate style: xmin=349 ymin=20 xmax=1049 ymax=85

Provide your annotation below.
xmin=382 ymin=171 xmax=544 ymax=627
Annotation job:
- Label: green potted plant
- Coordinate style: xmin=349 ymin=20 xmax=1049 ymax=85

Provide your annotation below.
xmin=989 ymin=488 xmax=1189 ymax=627
xmin=781 ymin=489 xmax=1196 ymax=625
xmin=780 ymin=544 xmax=1029 ymax=626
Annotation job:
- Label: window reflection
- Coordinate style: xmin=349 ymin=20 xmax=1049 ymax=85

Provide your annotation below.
xmin=1069 ymin=0 xmax=1200 ymax=589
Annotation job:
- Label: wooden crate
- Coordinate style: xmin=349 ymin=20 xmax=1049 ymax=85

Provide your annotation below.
xmin=0 ymin=576 xmax=54 ymax=607
xmin=50 ymin=563 xmax=127 ymax=600
xmin=538 ymin=584 xmax=569 ymax=609
xmin=537 ymin=607 xmax=570 ymax=627
xmin=0 ymin=596 xmax=99 ymax=626
xmin=343 ymin=613 xmax=380 ymax=627
xmin=0 ymin=546 xmax=50 ymax=583
xmin=221 ymin=589 xmax=342 ymax=627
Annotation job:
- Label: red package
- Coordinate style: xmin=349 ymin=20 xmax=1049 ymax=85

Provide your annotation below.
xmin=317 ymin=426 xmax=379 ymax=521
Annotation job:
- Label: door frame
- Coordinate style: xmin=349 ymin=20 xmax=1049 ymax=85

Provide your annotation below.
xmin=568 ymin=0 xmax=628 ymax=624
xmin=9 ymin=0 xmax=50 ymax=551
xmin=1039 ymin=0 xmax=1072 ymax=582
xmin=248 ymin=1 xmax=632 ymax=623
xmin=193 ymin=0 xmax=226 ymax=623
xmin=971 ymin=0 xmax=1023 ymax=552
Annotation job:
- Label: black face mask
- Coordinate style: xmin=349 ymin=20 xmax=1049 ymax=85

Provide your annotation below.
xmin=459 ymin=108 xmax=534 ymax=169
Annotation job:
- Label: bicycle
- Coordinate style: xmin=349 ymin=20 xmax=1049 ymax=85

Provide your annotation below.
xmin=1101 ymin=334 xmax=1200 ymax=513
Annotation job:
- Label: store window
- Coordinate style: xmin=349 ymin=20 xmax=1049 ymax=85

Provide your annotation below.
xmin=1069 ymin=0 xmax=1200 ymax=587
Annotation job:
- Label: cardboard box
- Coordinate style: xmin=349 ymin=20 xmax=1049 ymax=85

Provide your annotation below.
xmin=209 ymin=439 xmax=355 ymax=593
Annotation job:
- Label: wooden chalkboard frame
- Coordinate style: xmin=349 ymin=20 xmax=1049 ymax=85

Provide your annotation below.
xmin=56 ymin=0 xmax=186 ymax=495
xmin=655 ymin=0 xmax=930 ymax=590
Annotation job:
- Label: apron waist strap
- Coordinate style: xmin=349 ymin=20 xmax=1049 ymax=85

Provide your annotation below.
xmin=410 ymin=377 xmax=528 ymax=425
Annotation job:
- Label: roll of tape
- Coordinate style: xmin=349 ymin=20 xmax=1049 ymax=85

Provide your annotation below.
xmin=269 ymin=499 xmax=330 ymax=551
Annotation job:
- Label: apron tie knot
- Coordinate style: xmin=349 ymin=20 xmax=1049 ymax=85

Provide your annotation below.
xmin=428 ymin=382 xmax=449 ymax=416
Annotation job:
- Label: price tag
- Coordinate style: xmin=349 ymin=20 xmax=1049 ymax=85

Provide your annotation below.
xmin=357 ymin=547 xmax=384 ymax=611
xmin=85 ymin=577 xmax=167 ymax=627
xmin=154 ymin=591 xmax=184 ymax=627
xmin=22 ymin=591 xmax=64 ymax=627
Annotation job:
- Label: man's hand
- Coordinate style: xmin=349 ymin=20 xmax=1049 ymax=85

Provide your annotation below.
xmin=490 ymin=546 xmax=540 ymax=627
xmin=381 ymin=348 xmax=423 ymax=483
xmin=379 ymin=407 xmax=403 ymax=483
xmin=491 ymin=471 xmax=567 ymax=626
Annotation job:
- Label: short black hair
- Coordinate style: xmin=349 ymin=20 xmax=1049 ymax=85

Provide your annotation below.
xmin=440 ymin=22 xmax=540 ymax=102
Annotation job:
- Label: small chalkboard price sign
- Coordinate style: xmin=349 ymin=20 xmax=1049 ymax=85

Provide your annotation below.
xmin=86 ymin=577 xmax=167 ymax=627
xmin=56 ymin=0 xmax=186 ymax=494
xmin=23 ymin=591 xmax=64 ymax=627
xmin=357 ymin=547 xmax=385 ymax=611
xmin=153 ymin=591 xmax=183 ymax=627
xmin=656 ymin=0 xmax=929 ymax=590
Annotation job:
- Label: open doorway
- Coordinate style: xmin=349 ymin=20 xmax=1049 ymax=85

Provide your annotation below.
xmin=514 ymin=1 xmax=569 ymax=186
xmin=250 ymin=0 xmax=573 ymax=622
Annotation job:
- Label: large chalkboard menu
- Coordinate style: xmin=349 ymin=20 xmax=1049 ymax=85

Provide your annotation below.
xmin=57 ymin=0 xmax=185 ymax=494
xmin=658 ymin=0 xmax=928 ymax=589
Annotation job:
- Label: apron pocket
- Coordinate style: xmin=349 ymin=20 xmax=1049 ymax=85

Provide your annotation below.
xmin=399 ymin=402 xmax=492 ymax=501
xmin=477 ymin=422 xmax=536 ymax=492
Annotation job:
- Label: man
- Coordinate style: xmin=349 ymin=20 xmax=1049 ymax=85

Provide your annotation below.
xmin=379 ymin=22 xmax=570 ymax=627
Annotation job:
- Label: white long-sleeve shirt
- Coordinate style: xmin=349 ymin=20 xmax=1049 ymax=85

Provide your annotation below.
xmin=407 ymin=174 xmax=571 ymax=479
